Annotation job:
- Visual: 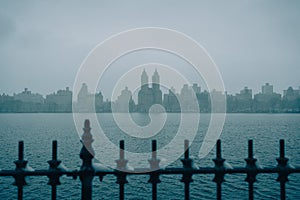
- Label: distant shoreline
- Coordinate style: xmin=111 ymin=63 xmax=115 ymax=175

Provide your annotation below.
xmin=0 ymin=111 xmax=299 ymax=114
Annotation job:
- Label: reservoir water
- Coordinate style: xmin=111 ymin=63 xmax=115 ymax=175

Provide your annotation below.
xmin=0 ymin=113 xmax=299 ymax=199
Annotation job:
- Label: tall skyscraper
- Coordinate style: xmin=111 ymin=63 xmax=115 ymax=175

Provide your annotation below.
xmin=138 ymin=69 xmax=162 ymax=112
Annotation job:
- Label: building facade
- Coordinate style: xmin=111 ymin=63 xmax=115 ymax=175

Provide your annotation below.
xmin=137 ymin=69 xmax=162 ymax=113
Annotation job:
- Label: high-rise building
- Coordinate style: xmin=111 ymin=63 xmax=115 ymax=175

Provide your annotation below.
xmin=262 ymin=83 xmax=273 ymax=94
xmin=113 ymin=87 xmax=135 ymax=112
xmin=138 ymin=69 xmax=162 ymax=112
xmin=76 ymin=83 xmax=103 ymax=112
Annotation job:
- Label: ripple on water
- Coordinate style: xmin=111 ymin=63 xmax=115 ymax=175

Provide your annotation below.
xmin=0 ymin=113 xmax=299 ymax=199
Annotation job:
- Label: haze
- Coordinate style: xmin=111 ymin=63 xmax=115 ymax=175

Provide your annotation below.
xmin=1 ymin=0 xmax=300 ymax=98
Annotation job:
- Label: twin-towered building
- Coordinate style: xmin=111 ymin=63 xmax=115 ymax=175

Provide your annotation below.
xmin=137 ymin=69 xmax=163 ymax=112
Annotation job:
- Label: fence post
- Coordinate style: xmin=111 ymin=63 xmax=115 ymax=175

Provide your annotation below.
xmin=80 ymin=119 xmax=95 ymax=200
xmin=148 ymin=140 xmax=161 ymax=200
xmin=47 ymin=140 xmax=62 ymax=200
xmin=213 ymin=140 xmax=225 ymax=200
xmin=245 ymin=140 xmax=258 ymax=200
xmin=115 ymin=140 xmax=128 ymax=200
xmin=180 ymin=140 xmax=193 ymax=200
xmin=13 ymin=141 xmax=28 ymax=200
xmin=276 ymin=139 xmax=290 ymax=200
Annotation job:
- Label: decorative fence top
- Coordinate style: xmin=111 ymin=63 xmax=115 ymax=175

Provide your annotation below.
xmin=0 ymin=119 xmax=299 ymax=200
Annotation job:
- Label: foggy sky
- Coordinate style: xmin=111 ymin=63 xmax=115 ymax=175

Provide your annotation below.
xmin=1 ymin=0 xmax=300 ymax=98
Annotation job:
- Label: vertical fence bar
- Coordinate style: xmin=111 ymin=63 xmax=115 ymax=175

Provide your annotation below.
xmin=180 ymin=140 xmax=193 ymax=200
xmin=119 ymin=140 xmax=125 ymax=200
xmin=119 ymin=183 xmax=124 ymax=200
xmin=276 ymin=139 xmax=288 ymax=200
xmin=14 ymin=141 xmax=28 ymax=200
xmin=213 ymin=140 xmax=225 ymax=200
xmin=13 ymin=141 xmax=27 ymax=200
xmin=184 ymin=140 xmax=189 ymax=159
xmin=148 ymin=140 xmax=161 ymax=200
xmin=51 ymin=186 xmax=57 ymax=200
xmin=216 ymin=140 xmax=221 ymax=158
xmin=17 ymin=185 xmax=23 ymax=200
xmin=152 ymin=140 xmax=157 ymax=159
xmin=47 ymin=140 xmax=62 ymax=200
xmin=216 ymin=140 xmax=222 ymax=200
xmin=280 ymin=182 xmax=286 ymax=200
xmin=80 ymin=120 xmax=95 ymax=200
xmin=244 ymin=140 xmax=258 ymax=200
xmin=280 ymin=140 xmax=286 ymax=200
xmin=151 ymin=140 xmax=157 ymax=200
xmin=116 ymin=140 xmax=128 ymax=200
xmin=184 ymin=142 xmax=190 ymax=200
xmin=19 ymin=141 xmax=24 ymax=160
xmin=52 ymin=141 xmax=57 ymax=200
xmin=216 ymin=183 xmax=222 ymax=200
xmin=53 ymin=140 xmax=57 ymax=160
xmin=120 ymin=140 xmax=124 ymax=160
xmin=18 ymin=141 xmax=24 ymax=200
xmin=248 ymin=140 xmax=254 ymax=200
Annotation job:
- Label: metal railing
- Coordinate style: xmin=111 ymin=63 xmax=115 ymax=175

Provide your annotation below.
xmin=0 ymin=119 xmax=299 ymax=200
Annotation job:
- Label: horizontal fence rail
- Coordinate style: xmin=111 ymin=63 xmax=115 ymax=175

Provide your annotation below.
xmin=0 ymin=119 xmax=300 ymax=200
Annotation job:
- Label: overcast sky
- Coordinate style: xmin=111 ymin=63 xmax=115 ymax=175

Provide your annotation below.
xmin=1 ymin=0 xmax=300 ymax=98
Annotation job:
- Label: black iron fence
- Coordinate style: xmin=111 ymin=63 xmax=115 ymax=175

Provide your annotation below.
xmin=0 ymin=119 xmax=299 ymax=200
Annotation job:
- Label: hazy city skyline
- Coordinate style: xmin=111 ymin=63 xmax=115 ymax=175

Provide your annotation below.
xmin=1 ymin=81 xmax=299 ymax=99
xmin=1 ymin=1 xmax=300 ymax=97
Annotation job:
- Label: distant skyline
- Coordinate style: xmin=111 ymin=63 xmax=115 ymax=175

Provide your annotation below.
xmin=2 ymin=80 xmax=298 ymax=100
xmin=1 ymin=1 xmax=300 ymax=97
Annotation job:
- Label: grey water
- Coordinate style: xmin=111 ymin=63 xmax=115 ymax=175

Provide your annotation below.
xmin=0 ymin=113 xmax=300 ymax=200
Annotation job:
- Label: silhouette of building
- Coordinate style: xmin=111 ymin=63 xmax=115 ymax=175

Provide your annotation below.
xmin=0 ymin=93 xmax=17 ymax=112
xmin=11 ymin=88 xmax=44 ymax=112
xmin=14 ymin=88 xmax=44 ymax=104
xmin=235 ymin=87 xmax=252 ymax=112
xmin=192 ymin=83 xmax=201 ymax=94
xmin=197 ymin=90 xmax=211 ymax=112
xmin=209 ymin=89 xmax=226 ymax=113
xmin=163 ymin=87 xmax=180 ymax=112
xmin=113 ymin=87 xmax=135 ymax=112
xmin=283 ymin=86 xmax=300 ymax=99
xmin=282 ymin=86 xmax=300 ymax=112
xmin=76 ymin=83 xmax=103 ymax=112
xmin=178 ymin=84 xmax=199 ymax=112
xmin=262 ymin=83 xmax=273 ymax=95
xmin=254 ymin=83 xmax=281 ymax=112
xmin=45 ymin=87 xmax=72 ymax=112
xmin=137 ymin=69 xmax=162 ymax=112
